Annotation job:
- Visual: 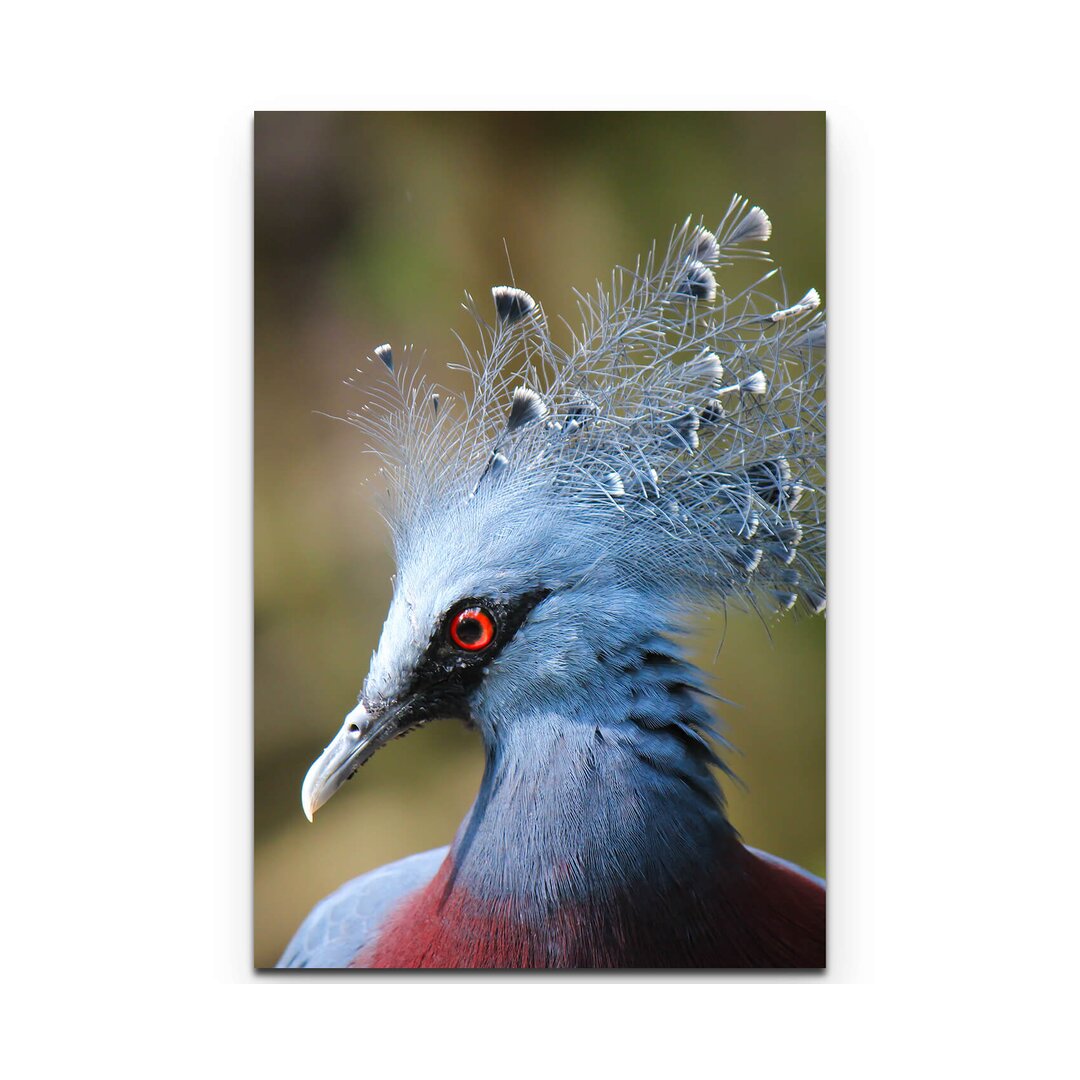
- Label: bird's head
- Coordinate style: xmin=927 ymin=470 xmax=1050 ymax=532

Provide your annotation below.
xmin=300 ymin=481 xmax=677 ymax=821
xmin=299 ymin=202 xmax=826 ymax=821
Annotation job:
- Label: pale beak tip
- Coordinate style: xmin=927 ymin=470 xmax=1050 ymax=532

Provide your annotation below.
xmin=300 ymin=761 xmax=322 ymax=823
xmin=300 ymin=703 xmax=375 ymax=823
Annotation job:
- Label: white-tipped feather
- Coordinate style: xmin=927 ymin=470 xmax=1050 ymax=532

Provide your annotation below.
xmin=663 ymin=410 xmax=700 ymax=452
xmin=738 ymin=513 xmax=760 ymax=541
xmin=373 ymin=343 xmax=393 ymax=372
xmin=678 ymin=351 xmax=723 ymax=387
xmin=491 ymin=285 xmax=538 ymax=324
xmin=740 ymin=370 xmax=767 ymax=395
xmin=727 ymin=205 xmax=771 ymax=245
xmin=506 ymin=386 xmax=549 ymax=432
xmin=679 ymin=261 xmax=717 ymax=301
xmin=733 ymin=547 xmax=764 ymax=575
xmin=700 ymin=399 xmax=725 ymax=425
xmin=690 ymin=225 xmax=720 ymax=263
xmin=771 ymin=287 xmax=822 ymax=322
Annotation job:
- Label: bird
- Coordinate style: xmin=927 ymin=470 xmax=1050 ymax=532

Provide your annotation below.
xmin=277 ymin=196 xmax=826 ymax=969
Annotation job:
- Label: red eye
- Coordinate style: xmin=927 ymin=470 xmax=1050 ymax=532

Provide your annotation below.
xmin=449 ymin=606 xmax=496 ymax=651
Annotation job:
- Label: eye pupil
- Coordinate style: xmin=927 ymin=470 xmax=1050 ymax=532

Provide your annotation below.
xmin=450 ymin=606 xmax=495 ymax=651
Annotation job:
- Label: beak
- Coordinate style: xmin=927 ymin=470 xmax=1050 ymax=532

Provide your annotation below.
xmin=300 ymin=701 xmax=399 ymax=822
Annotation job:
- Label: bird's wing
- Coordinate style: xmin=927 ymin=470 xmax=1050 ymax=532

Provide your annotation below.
xmin=275 ymin=845 xmax=450 ymax=969
xmin=747 ymin=846 xmax=825 ymax=890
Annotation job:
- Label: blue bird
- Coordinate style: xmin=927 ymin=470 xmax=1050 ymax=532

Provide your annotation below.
xmin=278 ymin=198 xmax=826 ymax=968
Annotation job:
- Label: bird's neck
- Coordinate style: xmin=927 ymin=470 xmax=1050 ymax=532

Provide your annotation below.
xmin=359 ymin=638 xmax=823 ymax=967
xmin=449 ymin=692 xmax=734 ymax=912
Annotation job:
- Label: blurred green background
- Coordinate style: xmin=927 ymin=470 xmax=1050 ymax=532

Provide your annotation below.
xmin=254 ymin=112 xmax=825 ymax=968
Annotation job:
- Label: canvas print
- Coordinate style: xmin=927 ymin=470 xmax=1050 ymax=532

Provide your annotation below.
xmin=255 ymin=112 xmax=826 ymax=969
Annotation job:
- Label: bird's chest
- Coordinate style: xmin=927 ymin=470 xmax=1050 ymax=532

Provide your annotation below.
xmin=348 ymin=857 xmax=613 ymax=968
xmin=349 ymin=860 xmax=744 ymax=969
xmin=350 ymin=843 xmax=826 ymax=969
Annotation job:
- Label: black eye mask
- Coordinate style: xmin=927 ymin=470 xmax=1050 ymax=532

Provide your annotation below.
xmin=365 ymin=588 xmax=551 ymax=725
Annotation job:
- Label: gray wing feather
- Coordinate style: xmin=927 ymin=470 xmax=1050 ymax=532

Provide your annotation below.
xmin=276 ymin=845 xmax=449 ymax=969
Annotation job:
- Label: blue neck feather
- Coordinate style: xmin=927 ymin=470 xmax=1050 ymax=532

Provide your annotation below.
xmin=448 ymin=634 xmax=735 ymax=908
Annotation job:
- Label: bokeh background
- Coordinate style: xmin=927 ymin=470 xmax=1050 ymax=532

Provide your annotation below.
xmin=254 ymin=112 xmax=825 ymax=967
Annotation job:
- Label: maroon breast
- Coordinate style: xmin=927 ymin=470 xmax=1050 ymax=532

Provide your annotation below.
xmin=353 ymin=844 xmax=825 ymax=970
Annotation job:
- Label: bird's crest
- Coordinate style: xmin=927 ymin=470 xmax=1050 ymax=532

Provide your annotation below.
xmin=345 ymin=195 xmax=825 ymax=619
